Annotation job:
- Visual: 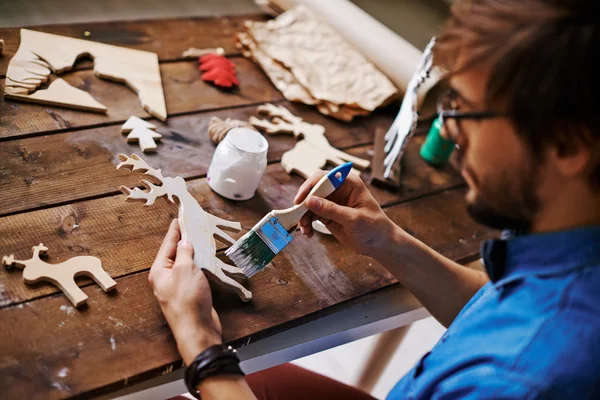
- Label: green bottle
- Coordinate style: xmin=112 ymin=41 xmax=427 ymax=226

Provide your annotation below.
xmin=420 ymin=116 xmax=454 ymax=165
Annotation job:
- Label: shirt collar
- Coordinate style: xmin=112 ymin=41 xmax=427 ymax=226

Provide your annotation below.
xmin=482 ymin=226 xmax=600 ymax=283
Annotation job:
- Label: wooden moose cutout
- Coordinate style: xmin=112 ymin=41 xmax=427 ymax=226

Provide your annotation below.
xmin=2 ymin=243 xmax=117 ymax=307
xmin=116 ymin=154 xmax=252 ymax=301
xmin=249 ymin=104 xmax=370 ymax=178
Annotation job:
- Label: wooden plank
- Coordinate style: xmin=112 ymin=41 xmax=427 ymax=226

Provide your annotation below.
xmin=0 ymin=188 xmax=497 ymax=400
xmin=0 ymin=14 xmax=269 ymax=77
xmin=0 ymin=140 xmax=463 ymax=307
xmin=0 ymin=102 xmax=383 ymax=216
xmin=0 ymin=58 xmax=283 ymax=140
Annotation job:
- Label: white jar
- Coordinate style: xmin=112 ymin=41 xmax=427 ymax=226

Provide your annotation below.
xmin=207 ymin=127 xmax=269 ymax=201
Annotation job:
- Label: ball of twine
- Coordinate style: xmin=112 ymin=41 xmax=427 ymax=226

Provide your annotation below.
xmin=208 ymin=116 xmax=253 ymax=144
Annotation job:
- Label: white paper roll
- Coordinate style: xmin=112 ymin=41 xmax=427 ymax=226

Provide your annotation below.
xmin=257 ymin=0 xmax=424 ymax=92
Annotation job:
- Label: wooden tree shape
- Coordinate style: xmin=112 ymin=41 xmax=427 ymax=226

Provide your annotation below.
xmin=116 ymin=154 xmax=251 ymax=301
xmin=250 ymin=104 xmax=370 ymax=178
xmin=2 ymin=243 xmax=117 ymax=307
xmin=5 ymin=29 xmax=167 ymax=120
xmin=121 ymin=116 xmax=162 ymax=153
xmin=199 ymin=53 xmax=239 ymax=88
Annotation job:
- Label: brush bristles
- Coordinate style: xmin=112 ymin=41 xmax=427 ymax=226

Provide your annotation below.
xmin=225 ymin=230 xmax=277 ymax=278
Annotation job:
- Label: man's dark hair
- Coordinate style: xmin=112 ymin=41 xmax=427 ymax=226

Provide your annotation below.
xmin=434 ymin=0 xmax=600 ymax=187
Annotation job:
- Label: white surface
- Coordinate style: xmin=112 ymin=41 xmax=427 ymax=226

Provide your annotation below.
xmin=292 ymin=316 xmax=446 ymax=399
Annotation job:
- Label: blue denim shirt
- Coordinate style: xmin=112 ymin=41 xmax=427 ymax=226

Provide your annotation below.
xmin=387 ymin=226 xmax=600 ymax=399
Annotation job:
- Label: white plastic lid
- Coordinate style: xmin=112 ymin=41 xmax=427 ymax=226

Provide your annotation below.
xmin=227 ymin=128 xmax=269 ymax=154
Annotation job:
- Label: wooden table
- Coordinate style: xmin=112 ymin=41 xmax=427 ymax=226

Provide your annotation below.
xmin=0 ymin=14 xmax=496 ymax=400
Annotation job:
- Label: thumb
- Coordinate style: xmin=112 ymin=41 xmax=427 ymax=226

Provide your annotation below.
xmin=306 ymin=196 xmax=356 ymax=225
xmin=174 ymin=239 xmax=195 ymax=269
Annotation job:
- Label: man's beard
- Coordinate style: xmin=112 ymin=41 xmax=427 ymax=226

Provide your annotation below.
xmin=464 ymin=164 xmax=539 ymax=232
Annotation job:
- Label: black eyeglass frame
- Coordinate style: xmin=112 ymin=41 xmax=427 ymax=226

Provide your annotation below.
xmin=436 ymin=90 xmax=504 ymax=126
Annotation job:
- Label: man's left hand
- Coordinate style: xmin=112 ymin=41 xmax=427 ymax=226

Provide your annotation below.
xmin=149 ymin=219 xmax=222 ymax=365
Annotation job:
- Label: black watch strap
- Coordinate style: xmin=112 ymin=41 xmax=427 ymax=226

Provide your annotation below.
xmin=185 ymin=344 xmax=245 ymax=399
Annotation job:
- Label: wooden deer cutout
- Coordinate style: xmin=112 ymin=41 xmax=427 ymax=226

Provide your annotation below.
xmin=249 ymin=104 xmax=370 ymax=178
xmin=2 ymin=243 xmax=117 ymax=307
xmin=116 ymin=154 xmax=252 ymax=301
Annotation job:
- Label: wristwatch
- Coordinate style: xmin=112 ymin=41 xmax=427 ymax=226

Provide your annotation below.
xmin=184 ymin=344 xmax=245 ymax=399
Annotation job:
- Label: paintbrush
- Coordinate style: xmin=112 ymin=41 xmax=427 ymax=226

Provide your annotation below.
xmin=225 ymin=162 xmax=353 ymax=277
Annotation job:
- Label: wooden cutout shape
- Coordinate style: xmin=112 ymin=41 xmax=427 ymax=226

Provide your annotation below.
xmin=5 ymin=78 xmax=108 ymax=113
xmin=126 ymin=127 xmax=162 ymax=152
xmin=121 ymin=116 xmax=162 ymax=152
xmin=182 ymin=47 xmax=225 ymax=59
xmin=121 ymin=115 xmax=157 ymax=132
xmin=117 ymin=154 xmax=252 ymax=301
xmin=2 ymin=243 xmax=117 ymax=307
xmin=250 ymin=103 xmax=370 ymax=178
xmin=4 ymin=29 xmax=167 ymax=120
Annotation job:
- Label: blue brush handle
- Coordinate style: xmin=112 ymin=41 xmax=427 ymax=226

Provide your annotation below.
xmin=327 ymin=162 xmax=353 ymax=189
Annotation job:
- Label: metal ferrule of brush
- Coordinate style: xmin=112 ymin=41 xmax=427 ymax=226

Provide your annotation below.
xmin=256 ymin=215 xmax=294 ymax=255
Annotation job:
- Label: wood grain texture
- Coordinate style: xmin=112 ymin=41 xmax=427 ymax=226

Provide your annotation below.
xmin=0 ymin=58 xmax=283 ymax=140
xmin=0 ymin=14 xmax=484 ymax=400
xmin=2 ymin=243 xmax=117 ymax=307
xmin=0 ymin=137 xmax=463 ymax=307
xmin=0 ymin=188 xmax=497 ymax=400
xmin=6 ymin=29 xmax=168 ymax=120
xmin=0 ymin=102 xmax=382 ymax=216
xmin=0 ymin=14 xmax=269 ymax=77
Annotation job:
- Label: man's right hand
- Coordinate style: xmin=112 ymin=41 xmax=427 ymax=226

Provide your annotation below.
xmin=295 ymin=170 xmax=397 ymax=259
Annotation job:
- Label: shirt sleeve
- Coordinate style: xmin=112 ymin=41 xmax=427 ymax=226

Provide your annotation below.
xmin=431 ymin=366 xmax=544 ymax=400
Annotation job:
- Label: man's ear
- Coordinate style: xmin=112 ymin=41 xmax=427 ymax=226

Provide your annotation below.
xmin=551 ymin=135 xmax=592 ymax=178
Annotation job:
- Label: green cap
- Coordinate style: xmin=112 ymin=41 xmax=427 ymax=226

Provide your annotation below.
xmin=420 ymin=116 xmax=454 ymax=165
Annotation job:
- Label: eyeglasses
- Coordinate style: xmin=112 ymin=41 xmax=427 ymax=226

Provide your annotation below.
xmin=437 ymin=89 xmax=503 ymax=142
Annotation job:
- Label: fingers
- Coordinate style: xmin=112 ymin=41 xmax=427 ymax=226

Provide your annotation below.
xmin=149 ymin=219 xmax=180 ymax=286
xmin=299 ymin=211 xmax=314 ymax=230
xmin=294 ymin=171 xmax=326 ymax=204
xmin=156 ymin=219 xmax=180 ymax=262
xmin=306 ymin=196 xmax=357 ymax=225
xmin=173 ymin=239 xmax=195 ymax=270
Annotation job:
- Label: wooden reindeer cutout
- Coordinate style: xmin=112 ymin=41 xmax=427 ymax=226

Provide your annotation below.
xmin=2 ymin=243 xmax=117 ymax=307
xmin=116 ymin=154 xmax=252 ymax=301
xmin=250 ymin=104 xmax=370 ymax=178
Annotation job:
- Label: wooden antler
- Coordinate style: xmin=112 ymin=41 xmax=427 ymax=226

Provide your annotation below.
xmin=250 ymin=104 xmax=308 ymax=137
xmin=249 ymin=115 xmax=297 ymax=135
xmin=257 ymin=103 xmax=303 ymax=125
xmin=2 ymin=255 xmax=17 ymax=269
xmin=117 ymin=154 xmax=165 ymax=183
xmin=120 ymin=180 xmax=172 ymax=205
xmin=32 ymin=243 xmax=48 ymax=258
xmin=117 ymin=154 xmax=174 ymax=205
